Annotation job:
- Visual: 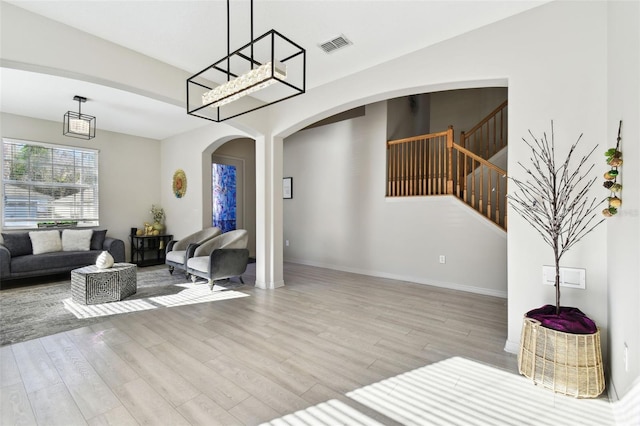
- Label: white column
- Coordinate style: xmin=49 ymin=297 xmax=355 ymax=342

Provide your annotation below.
xmin=254 ymin=134 xmax=285 ymax=289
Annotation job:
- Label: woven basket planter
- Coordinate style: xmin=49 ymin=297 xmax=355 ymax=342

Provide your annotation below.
xmin=518 ymin=316 xmax=605 ymax=398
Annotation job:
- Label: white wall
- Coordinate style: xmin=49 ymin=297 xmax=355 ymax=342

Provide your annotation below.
xmin=263 ymin=1 xmax=609 ymax=358
xmin=606 ymin=0 xmax=640 ymax=401
xmin=284 ymin=102 xmax=507 ymax=296
xmin=430 ymin=87 xmax=507 ymax=136
xmin=0 ymin=112 xmax=161 ymax=260
xmin=387 ymin=93 xmax=431 ymax=140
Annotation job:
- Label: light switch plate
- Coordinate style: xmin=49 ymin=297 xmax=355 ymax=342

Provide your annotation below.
xmin=542 ymin=266 xmax=586 ymax=289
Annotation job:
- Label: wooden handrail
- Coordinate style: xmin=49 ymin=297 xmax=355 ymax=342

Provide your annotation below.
xmin=387 ymin=129 xmax=452 ymax=146
xmin=464 ymin=100 xmax=508 ymax=137
xmin=452 ymin=143 xmax=506 ymax=176
xmin=460 ymin=100 xmax=508 ymax=161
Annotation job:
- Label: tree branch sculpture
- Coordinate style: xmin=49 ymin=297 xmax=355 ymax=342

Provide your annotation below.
xmin=508 ymin=122 xmax=604 ymax=315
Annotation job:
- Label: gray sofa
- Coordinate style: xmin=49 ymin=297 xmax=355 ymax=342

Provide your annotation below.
xmin=0 ymin=229 xmax=125 ymax=282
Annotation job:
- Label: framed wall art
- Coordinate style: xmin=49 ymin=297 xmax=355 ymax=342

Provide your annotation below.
xmin=283 ymin=177 xmax=293 ymax=199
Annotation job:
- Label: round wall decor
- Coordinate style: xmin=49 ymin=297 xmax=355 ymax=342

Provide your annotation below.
xmin=173 ymin=169 xmax=187 ymax=198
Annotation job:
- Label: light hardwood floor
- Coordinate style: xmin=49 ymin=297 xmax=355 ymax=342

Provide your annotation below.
xmin=0 ymin=263 xmax=612 ymax=425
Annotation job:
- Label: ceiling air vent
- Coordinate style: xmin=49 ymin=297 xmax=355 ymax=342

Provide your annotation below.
xmin=319 ymin=35 xmax=352 ymax=54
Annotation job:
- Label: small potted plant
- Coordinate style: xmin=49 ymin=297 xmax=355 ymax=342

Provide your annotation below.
xmin=508 ymin=121 xmax=606 ymax=398
xmin=150 ymin=205 xmax=165 ymax=234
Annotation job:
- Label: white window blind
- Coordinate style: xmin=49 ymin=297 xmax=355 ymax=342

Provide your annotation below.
xmin=2 ymin=138 xmax=99 ymax=228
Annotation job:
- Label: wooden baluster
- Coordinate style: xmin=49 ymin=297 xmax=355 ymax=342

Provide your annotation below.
xmin=408 ymin=141 xmax=412 ymax=196
xmin=406 ymin=142 xmax=410 ymax=196
xmin=389 ymin=144 xmax=392 ymax=196
xmin=470 ymin=157 xmax=475 ymax=208
xmin=406 ymin=141 xmax=410 ymax=196
xmin=392 ymin=144 xmax=397 ymax=196
xmin=389 ymin=144 xmax=393 ymax=196
xmin=495 ymin=175 xmax=501 ymax=227
xmin=487 ymin=170 xmax=493 ymax=221
xmin=440 ymin=135 xmax=444 ymax=194
xmin=415 ymin=140 xmax=419 ymax=196
xmin=405 ymin=143 xmax=409 ymax=196
xmin=463 ymin=153 xmax=467 ymax=203
xmin=454 ymin=149 xmax=460 ymax=196
xmin=428 ymin=138 xmax=431 ymax=195
xmin=407 ymin=142 xmax=411 ymax=196
xmin=479 ymin=161 xmax=484 ymax=214
xmin=436 ymin=137 xmax=441 ymax=194
xmin=420 ymin=139 xmax=425 ymax=195
xmin=393 ymin=143 xmax=398 ymax=196
xmin=446 ymin=126 xmax=453 ymax=195
xmin=396 ymin=144 xmax=400 ymax=196
xmin=400 ymin=143 xmax=405 ymax=196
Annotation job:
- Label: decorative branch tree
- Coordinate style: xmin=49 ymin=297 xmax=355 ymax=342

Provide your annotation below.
xmin=508 ymin=122 xmax=605 ymax=315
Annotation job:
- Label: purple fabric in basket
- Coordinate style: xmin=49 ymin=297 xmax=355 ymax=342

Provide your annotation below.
xmin=526 ymin=304 xmax=597 ymax=334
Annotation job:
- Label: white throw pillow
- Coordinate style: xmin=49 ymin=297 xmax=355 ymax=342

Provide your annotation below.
xmin=62 ymin=229 xmax=93 ymax=252
xmin=29 ymin=230 xmax=62 ymax=255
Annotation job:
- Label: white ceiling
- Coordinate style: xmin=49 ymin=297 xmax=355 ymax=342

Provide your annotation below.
xmin=0 ymin=0 xmax=547 ymax=140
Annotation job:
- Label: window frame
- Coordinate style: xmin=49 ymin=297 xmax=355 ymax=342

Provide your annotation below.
xmin=1 ymin=137 xmax=100 ymax=229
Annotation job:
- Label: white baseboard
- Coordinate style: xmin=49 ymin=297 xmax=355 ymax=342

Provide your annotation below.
xmin=610 ymin=377 xmax=640 ymax=425
xmin=284 ymin=258 xmax=507 ymax=299
xmin=254 ymin=279 xmax=285 ymax=290
xmin=504 ymin=339 xmax=520 ymax=354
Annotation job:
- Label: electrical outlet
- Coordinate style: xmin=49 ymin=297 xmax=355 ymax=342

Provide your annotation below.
xmin=439 ymin=255 xmax=446 ymax=264
xmin=285 ymin=240 xmax=289 ymax=247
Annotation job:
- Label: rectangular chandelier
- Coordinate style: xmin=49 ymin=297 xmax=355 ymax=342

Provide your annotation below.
xmin=187 ymin=29 xmax=306 ymax=123
xmin=63 ymin=96 xmax=96 ymax=140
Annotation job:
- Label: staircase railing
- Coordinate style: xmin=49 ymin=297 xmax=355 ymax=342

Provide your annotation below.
xmin=460 ymin=100 xmax=508 ymax=160
xmin=452 ymin=143 xmax=507 ymax=229
xmin=387 ymin=127 xmax=454 ymax=197
xmin=386 ymin=127 xmax=507 ymax=230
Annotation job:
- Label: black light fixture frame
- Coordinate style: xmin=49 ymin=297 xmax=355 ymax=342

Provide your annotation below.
xmin=187 ymin=0 xmax=306 ymax=123
xmin=63 ymin=95 xmax=96 ymax=140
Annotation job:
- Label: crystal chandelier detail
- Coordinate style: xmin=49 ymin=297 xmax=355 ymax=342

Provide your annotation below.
xmin=202 ymin=61 xmax=287 ymax=108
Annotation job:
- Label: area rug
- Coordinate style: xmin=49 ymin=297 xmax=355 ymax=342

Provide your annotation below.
xmin=0 ymin=265 xmax=248 ymax=346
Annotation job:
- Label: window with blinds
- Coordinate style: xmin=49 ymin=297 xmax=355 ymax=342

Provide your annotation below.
xmin=2 ymin=138 xmax=99 ymax=228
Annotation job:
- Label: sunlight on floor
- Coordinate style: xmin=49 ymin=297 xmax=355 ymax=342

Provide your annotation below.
xmin=348 ymin=357 xmax=613 ymax=425
xmin=266 ymin=400 xmax=385 ymax=426
xmin=263 ymin=357 xmax=617 ymax=426
xmin=62 ymin=283 xmax=249 ymax=319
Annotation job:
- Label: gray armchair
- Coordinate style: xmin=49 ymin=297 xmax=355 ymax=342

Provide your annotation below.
xmin=186 ymin=229 xmax=249 ymax=287
xmin=165 ymin=227 xmax=221 ymax=276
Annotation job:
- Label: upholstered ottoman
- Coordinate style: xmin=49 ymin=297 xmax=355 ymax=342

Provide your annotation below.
xmin=71 ymin=263 xmax=137 ymax=305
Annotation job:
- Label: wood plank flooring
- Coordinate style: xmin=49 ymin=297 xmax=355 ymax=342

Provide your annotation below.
xmin=1 ymin=262 xmax=598 ymax=425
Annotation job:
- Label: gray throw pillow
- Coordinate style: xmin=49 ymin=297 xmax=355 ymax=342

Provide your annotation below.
xmin=90 ymin=229 xmax=107 ymax=250
xmin=1 ymin=233 xmax=33 ymax=256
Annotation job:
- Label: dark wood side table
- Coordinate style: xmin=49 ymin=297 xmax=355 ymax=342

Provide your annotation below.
xmin=129 ymin=234 xmax=173 ymax=267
